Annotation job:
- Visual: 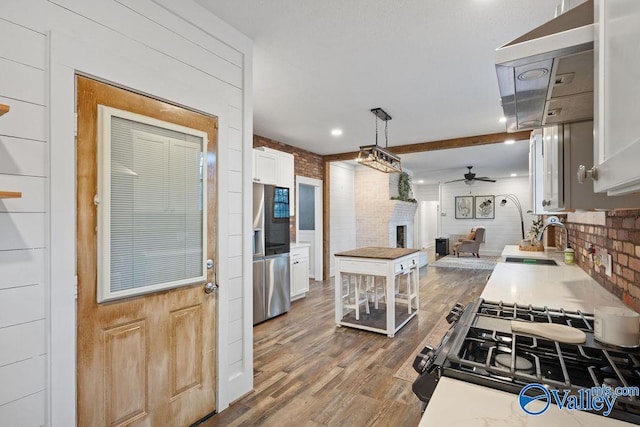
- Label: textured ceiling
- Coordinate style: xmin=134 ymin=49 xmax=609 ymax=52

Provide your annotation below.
xmin=195 ymin=0 xmax=573 ymax=179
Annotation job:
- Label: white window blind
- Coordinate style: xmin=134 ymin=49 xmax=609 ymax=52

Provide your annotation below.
xmin=97 ymin=106 xmax=207 ymax=302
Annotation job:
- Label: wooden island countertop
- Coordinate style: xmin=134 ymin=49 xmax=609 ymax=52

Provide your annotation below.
xmin=335 ymin=247 xmax=419 ymax=260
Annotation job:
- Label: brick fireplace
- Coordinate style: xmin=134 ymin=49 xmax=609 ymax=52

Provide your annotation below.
xmin=355 ymin=168 xmax=417 ymax=248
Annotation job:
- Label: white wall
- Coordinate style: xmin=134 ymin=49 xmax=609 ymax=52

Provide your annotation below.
xmin=0 ymin=1 xmax=252 ymax=424
xmin=414 ymin=183 xmax=440 ymax=202
xmin=419 ymin=201 xmax=439 ymax=249
xmin=440 ymin=177 xmax=536 ymax=256
xmin=0 ymin=12 xmax=48 ymax=424
xmin=414 ymin=184 xmax=440 ymax=248
xmin=329 ymin=163 xmax=356 ymax=277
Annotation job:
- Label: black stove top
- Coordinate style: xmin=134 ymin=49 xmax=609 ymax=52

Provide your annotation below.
xmin=477 ymin=300 xmax=596 ymax=330
xmin=413 ymin=299 xmax=640 ymax=424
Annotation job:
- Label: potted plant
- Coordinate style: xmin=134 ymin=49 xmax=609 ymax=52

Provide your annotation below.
xmin=391 ymin=172 xmax=417 ymax=203
xmin=524 ymin=216 xmax=544 ymax=247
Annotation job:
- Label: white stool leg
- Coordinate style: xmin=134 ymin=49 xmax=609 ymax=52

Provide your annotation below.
xmin=405 ymin=273 xmax=411 ymax=314
xmin=361 ymin=275 xmax=370 ymax=315
xmin=367 ymin=276 xmax=385 ymax=310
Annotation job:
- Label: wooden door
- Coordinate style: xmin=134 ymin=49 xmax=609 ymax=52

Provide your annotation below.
xmin=76 ymin=76 xmax=217 ymax=426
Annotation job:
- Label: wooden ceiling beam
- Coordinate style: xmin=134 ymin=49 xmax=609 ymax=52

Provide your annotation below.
xmin=322 ymin=130 xmax=531 ymax=162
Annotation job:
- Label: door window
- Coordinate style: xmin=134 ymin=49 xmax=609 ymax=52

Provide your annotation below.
xmin=97 ymin=106 xmax=207 ymax=302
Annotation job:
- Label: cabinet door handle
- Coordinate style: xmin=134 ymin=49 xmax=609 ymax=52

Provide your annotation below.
xmin=293 ymin=261 xmax=299 ymax=264
xmin=577 ymin=165 xmax=599 ymax=184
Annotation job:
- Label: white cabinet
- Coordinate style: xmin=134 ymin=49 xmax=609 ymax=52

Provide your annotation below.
xmin=253 ymin=147 xmax=295 ymax=215
xmin=529 ymin=129 xmax=552 ymax=215
xmin=533 ymin=121 xmax=638 ymax=212
xmin=529 ymin=124 xmax=565 ymax=212
xmin=541 ymin=125 xmax=563 ymax=211
xmin=253 ymin=148 xmax=277 ymax=185
xmin=290 ymin=244 xmax=309 ymax=300
xmin=593 ymin=0 xmax=640 ymax=195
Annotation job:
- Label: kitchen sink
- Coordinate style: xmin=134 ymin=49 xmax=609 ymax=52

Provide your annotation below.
xmin=504 ymin=257 xmax=558 ymax=266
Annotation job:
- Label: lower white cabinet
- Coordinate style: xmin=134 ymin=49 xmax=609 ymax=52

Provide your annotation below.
xmin=290 ymin=244 xmax=309 ymax=300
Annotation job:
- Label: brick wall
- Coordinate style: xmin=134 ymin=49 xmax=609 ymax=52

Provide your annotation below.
xmin=253 ymin=134 xmax=324 ymax=242
xmin=355 ymin=168 xmax=417 ymax=248
xmin=562 ymin=210 xmax=640 ymax=312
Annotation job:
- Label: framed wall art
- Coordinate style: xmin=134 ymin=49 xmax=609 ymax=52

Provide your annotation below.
xmin=455 ymin=196 xmax=474 ymax=219
xmin=475 ymin=195 xmax=495 ymax=219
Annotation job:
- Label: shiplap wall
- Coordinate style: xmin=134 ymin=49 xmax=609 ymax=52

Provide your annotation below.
xmin=0 ymin=1 xmax=252 ymax=424
xmin=0 ymin=12 xmax=49 ymax=426
xmin=414 ymin=184 xmax=440 ymax=202
xmin=329 ymin=163 xmax=356 ymax=277
xmin=440 ymin=177 xmax=537 ymax=255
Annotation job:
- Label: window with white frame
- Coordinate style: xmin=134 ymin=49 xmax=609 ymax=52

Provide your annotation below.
xmin=97 ymin=106 xmax=207 ymax=302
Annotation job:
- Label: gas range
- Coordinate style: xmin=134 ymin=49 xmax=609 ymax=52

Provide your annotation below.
xmin=413 ymin=298 xmax=640 ymax=424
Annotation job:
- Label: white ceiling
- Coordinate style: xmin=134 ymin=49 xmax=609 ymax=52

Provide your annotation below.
xmin=195 ymin=0 xmax=569 ymax=181
xmin=400 ymin=138 xmax=531 ymax=184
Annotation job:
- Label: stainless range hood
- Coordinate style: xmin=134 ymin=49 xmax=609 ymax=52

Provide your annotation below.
xmin=495 ymin=0 xmax=594 ymax=132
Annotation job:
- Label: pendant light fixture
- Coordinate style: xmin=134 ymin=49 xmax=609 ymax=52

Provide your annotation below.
xmin=356 ymin=107 xmax=402 ymax=173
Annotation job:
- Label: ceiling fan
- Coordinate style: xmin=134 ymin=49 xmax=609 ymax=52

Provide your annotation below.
xmin=446 ymin=166 xmax=496 ymax=185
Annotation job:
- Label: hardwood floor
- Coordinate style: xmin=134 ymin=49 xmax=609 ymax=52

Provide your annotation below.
xmin=203 ymin=259 xmax=488 ymax=426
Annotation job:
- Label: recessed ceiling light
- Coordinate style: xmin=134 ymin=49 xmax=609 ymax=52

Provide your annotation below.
xmin=510 ymin=173 xmax=517 ymax=177
xmin=504 ymin=139 xmax=515 ymax=145
xmin=417 ymin=180 xmax=424 ymax=184
xmin=331 ymin=128 xmax=343 ymax=137
xmin=499 ymin=116 xmax=507 ymax=123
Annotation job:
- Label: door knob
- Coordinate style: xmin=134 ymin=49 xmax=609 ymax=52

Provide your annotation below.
xmin=204 ymin=282 xmax=217 ymax=294
xmin=577 ymin=165 xmax=598 ymax=184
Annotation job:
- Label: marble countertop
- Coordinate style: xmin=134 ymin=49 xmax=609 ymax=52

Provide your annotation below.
xmin=485 ymin=245 xmax=624 ymax=312
xmin=418 ymin=245 xmax=631 ymax=426
xmin=481 ymin=264 xmax=624 ymax=313
xmin=419 ymin=377 xmax=635 ymax=426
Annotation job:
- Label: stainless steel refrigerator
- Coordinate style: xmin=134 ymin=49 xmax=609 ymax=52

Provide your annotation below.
xmin=253 ymin=183 xmax=290 ymax=325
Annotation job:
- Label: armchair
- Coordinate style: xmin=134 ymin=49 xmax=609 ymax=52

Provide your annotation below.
xmin=452 ymin=227 xmax=485 ymax=258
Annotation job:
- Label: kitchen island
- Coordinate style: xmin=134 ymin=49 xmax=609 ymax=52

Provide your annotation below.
xmin=334 ymin=247 xmax=419 ymax=337
xmin=418 ymin=245 xmax=635 ymax=426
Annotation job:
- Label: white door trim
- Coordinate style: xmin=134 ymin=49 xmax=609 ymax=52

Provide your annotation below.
xmin=295 ymin=176 xmax=323 ymax=281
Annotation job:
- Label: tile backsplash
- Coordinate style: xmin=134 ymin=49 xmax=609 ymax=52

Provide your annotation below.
xmin=560 ymin=210 xmax=640 ymax=312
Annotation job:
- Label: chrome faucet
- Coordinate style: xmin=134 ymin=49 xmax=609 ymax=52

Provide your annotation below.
xmin=537 ymin=216 xmax=568 ymax=250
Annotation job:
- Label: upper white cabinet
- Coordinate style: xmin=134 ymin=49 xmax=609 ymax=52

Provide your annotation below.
xmin=253 ymin=148 xmax=278 ymax=185
xmin=253 ymin=147 xmax=295 ymax=215
xmin=533 ymin=121 xmax=639 ymax=212
xmin=541 ymin=125 xmax=563 ymax=211
xmin=593 ymin=0 xmax=640 ymax=195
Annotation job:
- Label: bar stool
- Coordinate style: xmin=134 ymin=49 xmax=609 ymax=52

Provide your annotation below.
xmin=366 ymin=276 xmax=386 ymax=309
xmin=342 ymin=273 xmax=370 ymax=320
xmin=395 ymin=267 xmax=418 ymax=314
